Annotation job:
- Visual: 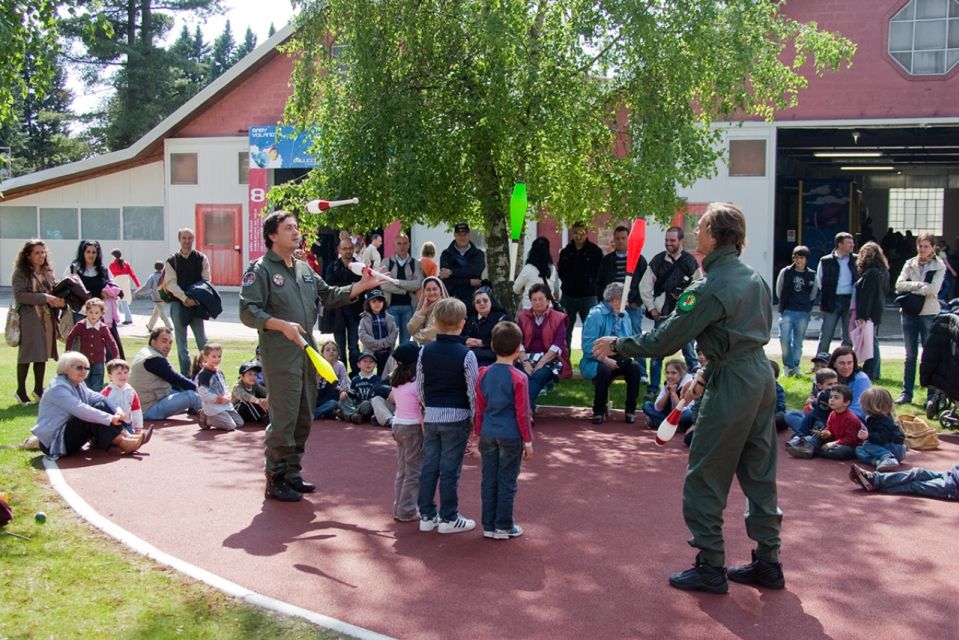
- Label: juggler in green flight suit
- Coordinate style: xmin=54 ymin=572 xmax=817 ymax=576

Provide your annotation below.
xmin=595 ymin=203 xmax=784 ymax=594
xmin=240 ymin=211 xmax=376 ymax=502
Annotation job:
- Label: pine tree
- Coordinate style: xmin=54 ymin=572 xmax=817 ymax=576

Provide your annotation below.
xmin=208 ymin=20 xmax=235 ymax=82
xmin=232 ymin=27 xmax=257 ymax=64
xmin=267 ymin=23 xmax=276 ymax=37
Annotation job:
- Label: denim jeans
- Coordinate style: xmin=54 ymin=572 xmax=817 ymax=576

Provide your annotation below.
xmin=480 ymin=437 xmax=524 ymax=532
xmin=527 ymin=366 xmax=556 ymax=411
xmin=143 ymin=390 xmax=202 ymax=420
xmin=87 ymin=363 xmax=105 ymax=392
xmin=816 ymin=294 xmax=852 ymax=355
xmin=170 ymin=300 xmax=207 ymax=376
xmin=901 ymin=314 xmax=935 ymax=399
xmin=392 ymin=423 xmax=424 ymax=520
xmin=872 ymin=466 xmax=959 ymax=499
xmin=418 ymin=419 xmax=471 ymax=521
xmin=118 ymin=299 xmax=133 ymax=324
xmin=560 ymin=294 xmax=596 ymax=353
xmin=648 ymin=318 xmax=697 ymax=394
xmin=779 ymin=309 xmax=810 ymax=371
xmin=314 ymin=399 xmax=339 ymax=419
xmin=388 ymin=304 xmax=414 ymax=346
xmin=855 ymin=441 xmax=907 ymax=466
xmin=814 ymin=443 xmax=856 ymax=460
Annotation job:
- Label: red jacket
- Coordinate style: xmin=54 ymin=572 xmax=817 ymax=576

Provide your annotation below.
xmin=65 ymin=321 xmax=119 ymax=364
xmin=108 ymin=260 xmax=140 ymax=287
xmin=474 ymin=365 xmax=533 ymax=442
xmin=516 ymin=306 xmax=571 ymax=379
xmin=826 ymin=409 xmax=864 ymax=447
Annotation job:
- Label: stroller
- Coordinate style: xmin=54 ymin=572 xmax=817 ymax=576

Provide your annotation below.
xmin=919 ymin=309 xmax=959 ymax=429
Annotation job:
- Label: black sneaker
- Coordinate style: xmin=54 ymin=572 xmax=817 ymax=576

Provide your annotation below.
xmin=265 ymin=473 xmax=303 ymax=502
xmin=669 ymin=557 xmax=728 ymax=594
xmin=727 ymin=551 xmax=785 ymax=589
xmin=286 ymin=476 xmax=316 ymax=493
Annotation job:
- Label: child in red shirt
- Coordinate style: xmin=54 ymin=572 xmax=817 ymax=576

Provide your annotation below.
xmin=65 ymin=298 xmax=119 ymax=392
xmin=813 ymin=384 xmax=863 ymax=460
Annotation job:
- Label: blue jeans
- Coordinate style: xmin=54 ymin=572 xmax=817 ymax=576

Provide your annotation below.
xmin=779 ymin=309 xmax=810 ymax=371
xmin=314 ymin=399 xmax=339 ymax=419
xmin=873 ymin=466 xmax=959 ymax=499
xmin=480 ymin=437 xmax=524 ymax=532
xmin=170 ymin=300 xmax=207 ymax=376
xmin=388 ymin=304 xmax=414 ymax=345
xmin=648 ymin=318 xmax=697 ymax=394
xmin=118 ymin=299 xmax=133 ymax=324
xmin=87 ymin=363 xmax=105 ymax=392
xmin=143 ymin=390 xmax=202 ymax=421
xmin=856 ymin=441 xmax=907 ymax=466
xmin=814 ymin=443 xmax=856 ymax=460
xmin=816 ymin=294 xmax=852 ymax=355
xmin=527 ymin=366 xmax=556 ymax=411
xmin=418 ymin=419 xmax=471 ymax=521
xmin=901 ymin=314 xmax=934 ymax=399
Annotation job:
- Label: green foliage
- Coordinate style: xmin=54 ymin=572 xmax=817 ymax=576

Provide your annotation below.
xmin=233 ymin=27 xmax=258 ymax=65
xmin=208 ymin=19 xmax=236 ymax=82
xmin=278 ymin=0 xmax=856 ymax=295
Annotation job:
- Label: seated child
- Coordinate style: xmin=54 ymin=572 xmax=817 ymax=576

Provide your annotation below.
xmin=770 ymin=360 xmax=788 ymax=432
xmin=792 ymin=384 xmax=863 ymax=460
xmin=682 ymin=345 xmax=709 ymax=447
xmin=338 ymin=350 xmax=390 ymax=424
xmin=232 ymin=362 xmax=269 ymax=424
xmin=65 ymin=297 xmax=120 ymax=392
xmin=475 ymin=322 xmax=534 ymax=540
xmin=358 ymin=289 xmax=398 ymax=375
xmin=786 ymin=367 xmax=839 ymax=450
xmin=102 ymin=358 xmax=143 ymax=434
xmin=194 ymin=343 xmax=244 ymax=431
xmin=642 ymin=358 xmax=693 ymax=429
xmin=849 ymin=463 xmax=959 ymax=500
xmin=855 ymin=387 xmax=906 ymax=471
xmin=314 ymin=341 xmax=350 ymax=419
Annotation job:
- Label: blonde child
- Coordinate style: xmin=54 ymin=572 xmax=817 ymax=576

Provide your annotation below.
xmin=642 ymin=358 xmax=693 ymax=429
xmin=102 ymin=359 xmax=143 ymax=434
xmin=64 ymin=297 xmax=119 ymax=392
xmin=314 ymin=340 xmax=350 ymax=419
xmin=855 ymin=387 xmax=906 ymax=471
xmin=193 ymin=343 xmax=244 ymax=431
xmin=232 ymin=362 xmax=269 ymax=424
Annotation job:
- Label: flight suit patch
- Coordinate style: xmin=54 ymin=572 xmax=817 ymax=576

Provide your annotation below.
xmin=303 ymin=273 xmax=314 ymax=283
xmin=272 ymin=274 xmax=285 ymax=287
xmin=242 ymin=272 xmax=256 ymax=287
xmin=677 ymin=291 xmax=698 ymax=312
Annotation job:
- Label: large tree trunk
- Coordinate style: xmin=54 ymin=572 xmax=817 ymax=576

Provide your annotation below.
xmin=474 ymin=135 xmax=517 ymax=319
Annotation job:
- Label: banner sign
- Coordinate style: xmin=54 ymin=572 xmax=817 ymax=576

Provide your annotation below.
xmin=248 ymin=168 xmax=269 ymax=260
xmin=248 ymin=125 xmax=319 ymax=169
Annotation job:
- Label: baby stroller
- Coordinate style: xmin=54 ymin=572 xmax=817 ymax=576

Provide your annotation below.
xmin=919 ymin=310 xmax=959 ymax=429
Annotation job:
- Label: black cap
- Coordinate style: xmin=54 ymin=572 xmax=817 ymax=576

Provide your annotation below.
xmin=392 ymin=341 xmax=421 ymax=366
xmin=366 ymin=288 xmax=385 ymax=301
xmin=239 ymin=362 xmax=262 ymax=375
xmin=812 ymin=351 xmax=831 ymax=364
xmin=358 ymin=350 xmax=377 ymax=362
xmin=454 ymin=222 xmax=470 ymax=233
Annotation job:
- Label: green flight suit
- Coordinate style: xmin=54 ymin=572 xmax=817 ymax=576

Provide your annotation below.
xmin=239 ymin=249 xmax=355 ymax=480
xmin=616 ymin=245 xmax=782 ymax=567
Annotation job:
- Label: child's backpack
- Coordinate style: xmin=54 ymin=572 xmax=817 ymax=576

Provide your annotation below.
xmin=899 ymin=415 xmax=940 ymax=451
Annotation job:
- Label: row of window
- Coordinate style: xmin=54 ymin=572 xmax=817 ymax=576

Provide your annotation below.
xmin=888 ymin=187 xmax=944 ymax=234
xmin=0 ymin=206 xmax=164 ymax=241
xmin=171 ymin=152 xmax=248 ymax=185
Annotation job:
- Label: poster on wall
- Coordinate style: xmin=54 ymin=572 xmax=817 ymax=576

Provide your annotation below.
xmin=248 ymin=125 xmax=318 ymax=169
xmin=248 ymin=168 xmax=269 ymax=261
xmin=800 ymin=179 xmax=851 ymax=268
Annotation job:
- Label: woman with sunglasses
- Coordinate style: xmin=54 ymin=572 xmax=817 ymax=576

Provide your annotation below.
xmin=31 ymin=351 xmax=152 ymax=459
xmin=463 ymin=286 xmax=508 ymax=366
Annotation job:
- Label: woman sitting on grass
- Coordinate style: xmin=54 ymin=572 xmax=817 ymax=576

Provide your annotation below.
xmin=31 ymin=351 xmax=152 ymax=459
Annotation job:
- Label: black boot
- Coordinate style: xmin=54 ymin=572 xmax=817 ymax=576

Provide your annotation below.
xmin=728 ymin=550 xmax=785 ymax=589
xmin=265 ymin=472 xmax=302 ymax=502
xmin=287 ymin=476 xmax=316 ymax=493
xmin=669 ymin=556 xmax=728 ymax=594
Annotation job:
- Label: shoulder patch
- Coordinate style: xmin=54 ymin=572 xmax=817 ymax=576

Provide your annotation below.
xmin=677 ymin=291 xmax=698 ymax=312
xmin=242 ymin=271 xmax=256 ymax=287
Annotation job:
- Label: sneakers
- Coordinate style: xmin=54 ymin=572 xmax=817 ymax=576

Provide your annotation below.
xmin=419 ymin=515 xmax=440 ymax=532
xmin=483 ymin=530 xmax=496 ymax=539
xmin=437 ymin=514 xmax=476 ymax=534
xmin=727 ymin=551 xmax=785 ymax=589
xmin=668 ymin=556 xmax=728 ymax=594
xmin=895 ymin=393 xmax=912 ymax=405
xmin=849 ymin=464 xmax=875 ymax=491
xmin=785 ymin=439 xmax=814 ymax=459
xmin=197 ymin=412 xmax=210 ymax=430
xmin=624 ymin=413 xmax=637 ymax=424
xmin=876 ymin=457 xmax=900 ymax=472
xmin=785 ymin=435 xmax=802 ymax=448
xmin=349 ymin=413 xmax=364 ymax=424
xmin=492 ymin=525 xmax=523 ymax=540
xmin=591 ymin=414 xmax=605 ymax=425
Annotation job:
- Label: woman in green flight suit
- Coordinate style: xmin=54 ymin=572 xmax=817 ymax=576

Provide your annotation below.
xmin=593 ymin=202 xmax=784 ymax=594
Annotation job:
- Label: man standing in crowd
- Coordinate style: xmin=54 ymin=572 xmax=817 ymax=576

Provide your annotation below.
xmin=596 ymin=225 xmax=648 ymax=383
xmin=130 ymin=327 xmax=202 ymax=421
xmin=380 ymin=232 xmax=424 ymax=345
xmin=164 ymin=228 xmax=211 ymax=376
xmin=440 ymin=222 xmax=486 ymax=307
xmin=325 ymin=237 xmax=364 ymax=375
xmin=816 ymin=231 xmax=857 ymax=356
xmin=558 ymin=221 xmax=603 ymax=354
xmin=640 ymin=226 xmax=701 ymax=397
xmin=240 ymin=211 xmax=377 ymax=502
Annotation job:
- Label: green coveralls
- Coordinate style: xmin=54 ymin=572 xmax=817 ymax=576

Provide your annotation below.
xmin=239 ymin=250 xmax=355 ymax=481
xmin=616 ymin=245 xmax=782 ymax=567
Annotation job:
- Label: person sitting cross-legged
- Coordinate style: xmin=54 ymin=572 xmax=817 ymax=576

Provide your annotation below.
xmin=129 ymin=327 xmax=202 ymax=422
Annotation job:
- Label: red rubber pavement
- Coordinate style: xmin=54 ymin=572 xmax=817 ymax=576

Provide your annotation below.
xmin=56 ymin=409 xmax=959 ymax=639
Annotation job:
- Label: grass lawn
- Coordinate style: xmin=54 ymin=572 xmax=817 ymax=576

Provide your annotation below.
xmin=0 ymin=336 xmax=940 ymax=637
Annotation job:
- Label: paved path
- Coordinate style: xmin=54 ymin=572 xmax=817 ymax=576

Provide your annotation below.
xmin=53 ymin=409 xmax=959 ymax=639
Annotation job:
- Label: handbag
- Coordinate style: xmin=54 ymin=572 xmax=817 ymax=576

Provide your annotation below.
xmin=896 ymin=269 xmax=936 ymax=317
xmin=4 ymin=306 xmax=20 ymax=347
xmin=899 ymin=415 xmax=940 ymax=450
xmin=58 ymin=309 xmax=75 ymax=342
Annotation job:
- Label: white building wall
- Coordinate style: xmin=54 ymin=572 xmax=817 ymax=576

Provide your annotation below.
xmin=0 ymin=162 xmax=165 ymax=284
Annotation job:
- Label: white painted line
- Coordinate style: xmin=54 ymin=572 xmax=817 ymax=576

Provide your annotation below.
xmin=43 ymin=457 xmax=395 ymax=640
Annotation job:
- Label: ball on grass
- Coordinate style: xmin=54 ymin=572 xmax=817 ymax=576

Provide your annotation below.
xmin=35 ymin=512 xmax=46 ymax=524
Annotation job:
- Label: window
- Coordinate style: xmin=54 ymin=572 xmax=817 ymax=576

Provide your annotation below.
xmin=238 ymin=152 xmax=249 ymax=184
xmin=123 ymin=206 xmax=164 ymax=240
xmin=888 ymin=0 xmax=959 ymax=75
xmin=728 ymin=139 xmax=766 ymax=177
xmin=888 ymin=188 xmax=944 ymax=234
xmin=170 ymin=152 xmax=198 ymax=184
xmin=0 ymin=206 xmax=38 ymax=238
xmin=39 ymin=208 xmax=78 ymax=240
xmin=81 ymin=208 xmax=121 ymax=240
